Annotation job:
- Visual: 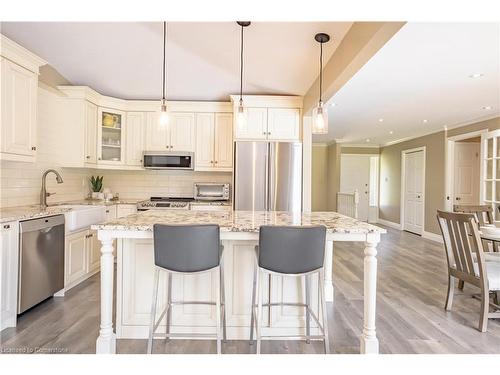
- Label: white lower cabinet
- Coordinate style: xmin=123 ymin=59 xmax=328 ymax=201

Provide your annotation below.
xmin=64 ymin=229 xmax=101 ymax=291
xmin=105 ymin=205 xmax=117 ymax=221
xmin=1 ymin=221 xmax=19 ymax=330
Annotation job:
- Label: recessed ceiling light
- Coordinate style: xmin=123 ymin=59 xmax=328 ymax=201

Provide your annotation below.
xmin=366 ymin=138 xmax=370 ymax=142
xmin=330 ymin=102 xmax=337 ymax=107
xmin=378 ymin=118 xmax=384 ymax=122
xmin=482 ymin=106 xmax=492 ymax=110
xmin=469 ymin=73 xmax=484 ymax=78
xmin=422 ymin=119 xmax=428 ymax=123
xmin=389 ymin=131 xmax=393 ymax=135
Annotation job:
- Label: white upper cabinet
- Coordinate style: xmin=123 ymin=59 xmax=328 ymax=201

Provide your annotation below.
xmin=0 ymin=36 xmax=45 ymax=163
xmin=214 ymin=113 xmax=233 ymax=170
xmin=235 ymin=107 xmax=267 ymax=140
xmin=195 ymin=113 xmax=215 ymax=169
xmin=195 ymin=112 xmax=233 ymax=171
xmin=170 ymin=112 xmax=195 ymax=152
xmin=84 ymin=101 xmax=98 ymax=164
xmin=267 ymin=108 xmax=300 ymax=141
xmin=125 ymin=112 xmax=145 ymax=166
xmin=97 ymin=107 xmax=126 ymax=165
xmin=145 ymin=112 xmax=167 ymax=151
xmin=145 ymin=112 xmax=194 ymax=152
xmin=0 ymin=58 xmax=38 ymax=161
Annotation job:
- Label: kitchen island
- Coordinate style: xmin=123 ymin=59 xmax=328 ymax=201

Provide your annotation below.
xmin=92 ymin=210 xmax=386 ymax=354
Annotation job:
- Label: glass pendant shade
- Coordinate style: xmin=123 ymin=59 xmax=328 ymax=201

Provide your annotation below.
xmin=159 ymin=100 xmax=169 ymax=127
xmin=312 ymin=101 xmax=328 ymax=134
xmin=237 ymin=101 xmax=246 ymax=131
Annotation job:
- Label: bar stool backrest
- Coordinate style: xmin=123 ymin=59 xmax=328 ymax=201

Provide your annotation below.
xmin=153 ymin=224 xmax=220 ymax=273
xmin=258 ymin=225 xmax=327 ymax=274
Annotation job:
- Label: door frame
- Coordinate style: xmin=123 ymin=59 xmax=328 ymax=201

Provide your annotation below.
xmin=445 ymin=129 xmax=487 ymax=211
xmin=400 ymin=146 xmax=426 ymax=234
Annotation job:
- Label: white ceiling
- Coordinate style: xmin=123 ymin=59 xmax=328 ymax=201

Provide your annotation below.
xmin=314 ymin=22 xmax=500 ymax=145
xmin=0 ymin=22 xmax=352 ymax=101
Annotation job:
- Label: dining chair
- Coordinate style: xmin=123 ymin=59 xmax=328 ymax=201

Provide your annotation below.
xmin=437 ymin=210 xmax=500 ymax=332
xmin=453 ymin=204 xmax=494 ymax=226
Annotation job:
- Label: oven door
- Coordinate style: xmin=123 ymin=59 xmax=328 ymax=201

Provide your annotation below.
xmin=143 ymin=152 xmax=194 ymax=170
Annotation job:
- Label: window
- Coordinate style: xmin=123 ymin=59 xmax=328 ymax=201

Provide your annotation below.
xmin=481 ymin=129 xmax=500 ymax=221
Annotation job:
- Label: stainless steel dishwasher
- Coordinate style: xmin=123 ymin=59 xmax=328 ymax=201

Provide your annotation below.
xmin=18 ymin=214 xmax=65 ymax=314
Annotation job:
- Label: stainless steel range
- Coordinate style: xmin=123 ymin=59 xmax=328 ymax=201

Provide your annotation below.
xmin=137 ymin=197 xmax=193 ymax=211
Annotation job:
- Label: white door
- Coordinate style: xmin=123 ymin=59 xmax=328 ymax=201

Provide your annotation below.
xmin=65 ymin=230 xmax=88 ymax=287
xmin=1 ymin=58 xmax=37 ymax=157
xmin=195 ymin=113 xmax=215 ymax=170
xmin=84 ymin=101 xmax=98 ymax=164
xmin=125 ymin=112 xmax=145 ymax=166
xmin=214 ymin=113 xmax=233 ymax=170
xmin=403 ymin=150 xmax=425 ymax=235
xmin=340 ymin=155 xmax=371 ymax=221
xmin=169 ymin=112 xmax=195 ymax=152
xmin=267 ymin=108 xmax=300 ymax=141
xmin=454 ymin=142 xmax=480 ymax=204
xmin=234 ymin=107 xmax=267 ymax=140
xmin=145 ymin=112 xmax=168 ymax=151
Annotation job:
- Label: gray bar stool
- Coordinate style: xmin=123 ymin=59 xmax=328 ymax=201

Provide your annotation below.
xmin=147 ymin=224 xmax=226 ymax=354
xmin=249 ymin=225 xmax=330 ymax=354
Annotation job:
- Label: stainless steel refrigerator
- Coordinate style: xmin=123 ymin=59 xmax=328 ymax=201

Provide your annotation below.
xmin=234 ymin=142 xmax=302 ymax=211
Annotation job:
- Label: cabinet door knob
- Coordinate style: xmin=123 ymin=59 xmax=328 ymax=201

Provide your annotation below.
xmin=86 ymin=155 xmax=90 ymax=159
xmin=214 ymin=161 xmax=218 ymax=164
xmin=3 ymin=224 xmax=10 ymax=229
xmin=262 ymin=132 xmax=266 ymax=135
xmin=31 ymin=146 xmax=37 ymax=151
xmin=106 ymin=210 xmax=110 ymax=213
xmin=98 ymin=157 xmax=102 ymax=160
xmin=268 ymin=132 xmax=271 ymax=135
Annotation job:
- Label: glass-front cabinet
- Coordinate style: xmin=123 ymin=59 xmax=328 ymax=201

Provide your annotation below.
xmin=481 ymin=129 xmax=500 ymax=221
xmin=97 ymin=107 xmax=126 ymax=164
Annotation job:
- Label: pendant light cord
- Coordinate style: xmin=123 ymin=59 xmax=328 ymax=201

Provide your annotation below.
xmin=319 ymin=41 xmax=323 ymax=103
xmin=162 ymin=21 xmax=166 ymax=101
xmin=239 ymin=24 xmax=244 ymax=103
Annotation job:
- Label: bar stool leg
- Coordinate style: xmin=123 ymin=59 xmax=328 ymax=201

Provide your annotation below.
xmin=249 ymin=263 xmax=257 ymax=345
xmin=256 ymin=268 xmax=263 ymax=355
xmin=319 ymin=269 xmax=331 ymax=354
xmin=215 ymin=267 xmax=222 ymax=354
xmin=220 ymin=257 xmax=227 ymax=343
xmin=305 ymin=274 xmax=311 ymax=344
xmin=147 ymin=268 xmax=160 ymax=354
xmin=165 ymin=273 xmax=172 ymax=342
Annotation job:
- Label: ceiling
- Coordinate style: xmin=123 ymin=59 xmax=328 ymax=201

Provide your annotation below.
xmin=0 ymin=22 xmax=352 ymax=101
xmin=313 ymin=22 xmax=500 ymax=145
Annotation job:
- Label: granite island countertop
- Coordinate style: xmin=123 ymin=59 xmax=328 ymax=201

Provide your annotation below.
xmin=92 ymin=209 xmax=386 ymax=234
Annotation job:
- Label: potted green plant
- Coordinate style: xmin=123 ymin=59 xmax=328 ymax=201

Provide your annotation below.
xmin=90 ymin=175 xmax=104 ymax=200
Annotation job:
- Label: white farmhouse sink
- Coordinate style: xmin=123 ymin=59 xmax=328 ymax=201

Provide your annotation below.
xmin=56 ymin=205 xmax=106 ymax=232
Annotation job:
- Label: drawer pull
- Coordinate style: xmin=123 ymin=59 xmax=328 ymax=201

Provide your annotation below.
xmin=3 ymin=224 xmax=11 ymax=229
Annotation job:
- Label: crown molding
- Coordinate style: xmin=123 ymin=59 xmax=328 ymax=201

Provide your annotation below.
xmin=340 ymin=143 xmax=380 ymax=148
xmin=0 ymin=34 xmax=46 ymax=74
xmin=230 ymin=94 xmax=303 ymax=109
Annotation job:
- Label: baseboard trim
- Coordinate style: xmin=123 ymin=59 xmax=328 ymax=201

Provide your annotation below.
xmin=377 ymin=218 xmax=402 ymax=230
xmin=422 ymin=230 xmax=444 ymax=244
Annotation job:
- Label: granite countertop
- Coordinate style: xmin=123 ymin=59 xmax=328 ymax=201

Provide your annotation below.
xmin=0 ymin=205 xmax=72 ymax=223
xmin=92 ymin=210 xmax=386 ymax=234
xmin=0 ymin=198 xmax=146 ymax=223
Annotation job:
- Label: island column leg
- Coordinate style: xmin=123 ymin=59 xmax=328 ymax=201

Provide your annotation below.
xmin=323 ymin=241 xmax=334 ymax=302
xmin=96 ymin=234 xmax=116 ymax=354
xmin=360 ymin=236 xmax=380 ymax=354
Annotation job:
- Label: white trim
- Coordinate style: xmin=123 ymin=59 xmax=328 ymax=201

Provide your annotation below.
xmin=381 ymin=114 xmax=499 ymax=148
xmin=401 ymin=146 xmax=426 ymax=235
xmin=422 ymin=231 xmax=444 ymax=244
xmin=340 ymin=143 xmax=380 ymax=149
xmin=445 ymin=129 xmax=487 ymax=211
xmin=377 ymin=218 xmax=402 ymax=230
xmin=0 ymin=34 xmax=47 ymax=74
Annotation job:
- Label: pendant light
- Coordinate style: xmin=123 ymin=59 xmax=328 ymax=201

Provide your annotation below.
xmin=159 ymin=21 xmax=169 ymax=127
xmin=312 ymin=33 xmax=330 ymax=134
xmin=236 ymin=21 xmax=251 ymax=130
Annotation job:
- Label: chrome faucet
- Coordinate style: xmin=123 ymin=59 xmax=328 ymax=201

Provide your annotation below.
xmin=40 ymin=169 xmax=64 ymax=209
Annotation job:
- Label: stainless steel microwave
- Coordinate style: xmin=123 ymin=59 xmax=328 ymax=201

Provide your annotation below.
xmin=143 ymin=151 xmax=194 ymax=170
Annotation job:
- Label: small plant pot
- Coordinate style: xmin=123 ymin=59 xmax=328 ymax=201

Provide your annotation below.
xmin=91 ymin=192 xmax=101 ymax=200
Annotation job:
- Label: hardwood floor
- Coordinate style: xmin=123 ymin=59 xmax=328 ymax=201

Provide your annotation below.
xmin=1 ymin=226 xmax=499 ymax=354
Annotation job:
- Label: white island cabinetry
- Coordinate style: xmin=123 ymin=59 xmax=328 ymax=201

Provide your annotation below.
xmin=1 ymin=221 xmax=19 ymax=330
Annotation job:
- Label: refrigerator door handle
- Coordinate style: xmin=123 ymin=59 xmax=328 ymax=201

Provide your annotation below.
xmin=268 ymin=142 xmax=276 ymax=211
xmin=264 ymin=143 xmax=269 ymax=211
